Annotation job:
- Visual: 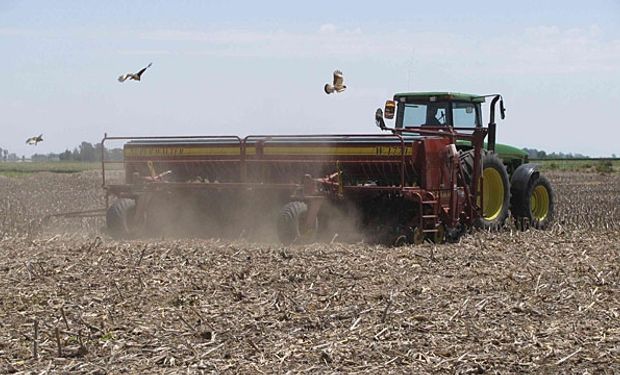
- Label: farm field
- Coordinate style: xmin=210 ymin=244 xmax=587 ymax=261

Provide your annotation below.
xmin=0 ymin=162 xmax=101 ymax=177
xmin=533 ymin=159 xmax=620 ymax=174
xmin=0 ymin=170 xmax=618 ymax=373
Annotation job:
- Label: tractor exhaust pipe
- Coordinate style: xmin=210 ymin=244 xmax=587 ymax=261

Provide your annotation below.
xmin=487 ymin=95 xmax=505 ymax=153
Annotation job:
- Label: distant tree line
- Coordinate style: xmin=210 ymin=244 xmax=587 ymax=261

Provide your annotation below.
xmin=0 ymin=147 xmax=21 ymax=162
xmin=522 ymin=148 xmax=618 ymax=159
xmin=31 ymin=142 xmax=123 ymax=162
xmin=523 ymin=148 xmax=587 ymax=159
xmin=0 ymin=142 xmax=123 ymax=162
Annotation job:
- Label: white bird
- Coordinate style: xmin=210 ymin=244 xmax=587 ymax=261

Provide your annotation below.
xmin=118 ymin=63 xmax=153 ymax=82
xmin=26 ymin=134 xmax=43 ymax=145
xmin=324 ymin=70 xmax=347 ymax=94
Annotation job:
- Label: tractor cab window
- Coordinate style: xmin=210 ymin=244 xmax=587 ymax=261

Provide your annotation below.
xmin=452 ymin=102 xmax=478 ymax=127
xmin=401 ymin=102 xmax=449 ymax=127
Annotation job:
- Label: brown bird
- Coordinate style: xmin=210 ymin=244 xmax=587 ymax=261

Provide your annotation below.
xmin=324 ymin=70 xmax=346 ymax=94
xmin=118 ymin=63 xmax=153 ymax=82
xmin=26 ymin=134 xmax=43 ymax=145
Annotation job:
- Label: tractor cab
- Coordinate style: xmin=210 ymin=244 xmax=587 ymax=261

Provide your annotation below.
xmin=381 ymin=92 xmax=530 ymax=173
xmin=376 ymin=91 xmax=508 ymax=155
xmin=389 ymin=92 xmax=485 ymax=129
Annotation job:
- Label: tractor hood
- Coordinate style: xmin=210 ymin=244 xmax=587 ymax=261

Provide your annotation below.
xmin=493 ymin=143 xmax=528 ymax=159
xmin=456 ymin=140 xmax=528 ymax=162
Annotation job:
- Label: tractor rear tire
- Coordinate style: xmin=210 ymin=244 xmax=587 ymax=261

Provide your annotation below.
xmin=514 ymin=175 xmax=555 ymax=230
xmin=106 ymin=198 xmax=136 ymax=239
xmin=276 ymin=201 xmax=318 ymax=245
xmin=460 ymin=150 xmax=510 ymax=230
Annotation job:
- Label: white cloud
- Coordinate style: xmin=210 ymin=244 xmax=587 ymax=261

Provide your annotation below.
xmin=482 ymin=24 xmax=620 ymax=75
xmin=140 ymin=24 xmax=620 ymax=76
xmin=138 ymin=27 xmax=458 ymax=60
xmin=4 ymin=23 xmax=618 ymax=75
xmin=140 ymin=29 xmax=270 ymax=44
xmin=318 ymin=23 xmax=337 ymax=34
xmin=117 ymin=49 xmax=171 ymax=56
xmin=0 ymin=27 xmax=41 ymax=37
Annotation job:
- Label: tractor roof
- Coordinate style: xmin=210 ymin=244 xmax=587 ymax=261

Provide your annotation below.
xmin=394 ymin=92 xmax=485 ymax=103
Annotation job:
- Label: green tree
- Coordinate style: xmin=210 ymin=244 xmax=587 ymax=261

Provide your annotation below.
xmin=59 ymin=149 xmax=73 ymax=161
xmin=79 ymin=142 xmax=96 ymax=162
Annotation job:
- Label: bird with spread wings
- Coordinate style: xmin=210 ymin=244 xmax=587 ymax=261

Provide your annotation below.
xmin=118 ymin=63 xmax=153 ymax=83
xmin=324 ymin=70 xmax=347 ymax=94
xmin=26 ymin=134 xmax=43 ymax=145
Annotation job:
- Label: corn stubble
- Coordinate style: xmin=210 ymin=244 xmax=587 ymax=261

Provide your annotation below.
xmin=0 ymin=170 xmax=618 ymax=373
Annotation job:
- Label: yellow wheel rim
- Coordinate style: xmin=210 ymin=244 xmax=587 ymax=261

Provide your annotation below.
xmin=480 ymin=167 xmax=505 ymax=220
xmin=530 ymin=185 xmax=550 ymax=220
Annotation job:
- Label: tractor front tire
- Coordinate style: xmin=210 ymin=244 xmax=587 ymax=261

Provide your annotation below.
xmin=106 ymin=198 xmax=136 ymax=239
xmin=276 ymin=201 xmax=318 ymax=245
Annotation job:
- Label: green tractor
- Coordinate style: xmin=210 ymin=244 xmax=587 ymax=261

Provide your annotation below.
xmin=379 ymin=92 xmax=555 ymax=230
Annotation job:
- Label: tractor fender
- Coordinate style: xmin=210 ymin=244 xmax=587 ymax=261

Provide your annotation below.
xmin=510 ymin=163 xmax=540 ymax=216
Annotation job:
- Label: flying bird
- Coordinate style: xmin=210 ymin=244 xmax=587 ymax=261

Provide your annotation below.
xmin=324 ymin=70 xmax=347 ymax=94
xmin=26 ymin=134 xmax=43 ymax=145
xmin=118 ymin=63 xmax=153 ymax=83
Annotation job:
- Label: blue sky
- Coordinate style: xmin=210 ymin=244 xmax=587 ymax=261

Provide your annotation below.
xmin=1 ymin=0 xmax=619 ymax=156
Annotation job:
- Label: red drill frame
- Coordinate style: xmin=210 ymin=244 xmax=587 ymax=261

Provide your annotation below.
xmin=100 ymin=125 xmax=487 ymax=243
